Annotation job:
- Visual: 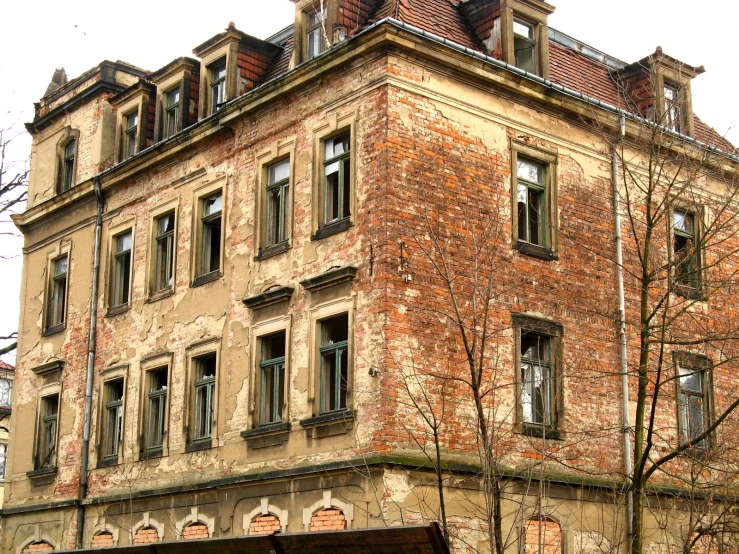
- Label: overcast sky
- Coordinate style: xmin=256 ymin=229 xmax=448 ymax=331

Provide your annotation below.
xmin=0 ymin=0 xmax=736 ymax=362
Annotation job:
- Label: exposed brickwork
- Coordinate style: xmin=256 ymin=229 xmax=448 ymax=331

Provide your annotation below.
xmin=21 ymin=543 xmax=54 ymax=553
xmin=182 ymin=522 xmax=209 ymax=540
xmin=249 ymin=514 xmax=281 ymax=535
xmin=310 ymin=509 xmax=347 ymax=531
xmin=90 ymin=532 xmax=114 ymax=548
xmin=524 ymin=519 xmax=562 ymax=554
xmin=133 ymin=527 xmax=159 ymax=544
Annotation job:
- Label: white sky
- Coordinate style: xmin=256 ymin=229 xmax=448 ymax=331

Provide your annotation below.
xmin=0 ymin=0 xmax=736 ymax=362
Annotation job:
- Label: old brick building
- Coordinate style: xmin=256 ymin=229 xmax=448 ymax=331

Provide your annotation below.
xmin=3 ymin=1 xmax=739 ymax=553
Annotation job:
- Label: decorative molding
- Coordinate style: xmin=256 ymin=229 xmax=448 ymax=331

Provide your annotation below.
xmin=300 ymin=266 xmax=358 ymax=292
xmin=243 ymin=287 xmax=294 ymax=310
xmin=244 ymin=498 xmax=289 ymax=535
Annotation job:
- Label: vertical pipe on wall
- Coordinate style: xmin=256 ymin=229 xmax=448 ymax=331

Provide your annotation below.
xmin=76 ymin=177 xmax=104 ymax=549
xmin=613 ymin=113 xmax=634 ymax=547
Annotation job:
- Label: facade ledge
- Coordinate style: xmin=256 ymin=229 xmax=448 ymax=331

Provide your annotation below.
xmin=139 ymin=447 xmax=164 ymax=461
xmin=300 ymin=410 xmax=355 ymax=438
xmin=105 ymin=304 xmax=130 ymax=318
xmin=241 ymin=423 xmax=292 ymax=449
xmin=300 ymin=267 xmax=358 ymax=292
xmin=515 ymin=240 xmax=557 ymax=261
xmin=192 ymin=270 xmax=222 ymax=288
xmin=255 ymin=241 xmax=290 ymax=261
xmin=518 ymin=424 xmax=566 ymax=441
xmin=26 ymin=466 xmax=58 ymax=486
xmin=41 ymin=324 xmax=66 ymax=338
xmin=31 ymin=360 xmax=65 ymax=376
xmin=147 ymin=288 xmax=174 ymax=303
xmin=243 ymin=287 xmax=294 ymax=310
xmin=311 ymin=218 xmax=352 ymax=241
xmin=185 ymin=440 xmax=214 ymax=453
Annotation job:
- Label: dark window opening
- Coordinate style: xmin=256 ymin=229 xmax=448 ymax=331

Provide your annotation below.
xmin=520 ymin=332 xmax=553 ymax=426
xmin=517 ymin=158 xmax=546 ymax=246
xmin=323 ymin=133 xmax=351 ymax=226
xmin=265 ymin=159 xmax=290 ymax=248
xmin=112 ymin=231 xmax=133 ymax=307
xmin=147 ymin=368 xmax=168 ymax=450
xmin=155 ymin=213 xmax=175 ymax=292
xmin=513 ymin=19 xmax=536 ymax=73
xmin=193 ymin=354 xmax=216 ymax=441
xmin=210 ymin=60 xmax=226 ymax=114
xmin=260 ymin=332 xmax=286 ymax=426
xmin=103 ymin=379 xmax=124 ymax=459
xmin=200 ymin=193 xmax=222 ymax=276
xmin=320 ymin=314 xmax=349 ymax=414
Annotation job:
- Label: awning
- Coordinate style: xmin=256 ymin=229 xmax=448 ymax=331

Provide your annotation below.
xmin=58 ymin=524 xmax=450 ymax=554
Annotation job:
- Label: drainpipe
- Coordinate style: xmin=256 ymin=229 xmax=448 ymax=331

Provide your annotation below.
xmin=76 ymin=177 xmax=104 ymax=549
xmin=613 ymin=114 xmax=634 ymax=547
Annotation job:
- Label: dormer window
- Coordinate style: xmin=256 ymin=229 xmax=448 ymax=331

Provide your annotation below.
xmin=210 ymin=60 xmax=227 ymax=114
xmin=663 ymin=83 xmax=681 ymax=133
xmin=123 ymin=112 xmax=138 ymax=160
xmin=306 ymin=7 xmax=327 ymax=60
xmin=164 ymin=89 xmax=180 ymax=139
xmin=513 ymin=19 xmax=536 ymax=73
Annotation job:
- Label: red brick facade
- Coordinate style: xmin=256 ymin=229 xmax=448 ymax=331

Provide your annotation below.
xmin=310 ymin=509 xmax=347 ymax=532
xmin=182 ymin=522 xmax=209 ymax=540
xmin=132 ymin=528 xmax=158 ymax=545
xmin=249 ymin=515 xmax=281 ymax=535
xmin=90 ymin=532 xmax=114 ymax=548
xmin=21 ymin=543 xmax=54 ymax=553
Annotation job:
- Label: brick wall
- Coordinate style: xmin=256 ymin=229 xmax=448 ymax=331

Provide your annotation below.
xmin=132 ymin=527 xmax=158 ymax=544
xmin=249 ymin=514 xmax=281 ymax=535
xmin=90 ymin=532 xmax=114 ymax=548
xmin=309 ymin=509 xmax=347 ymax=531
xmin=182 ymin=522 xmax=209 ymax=540
xmin=523 ymin=519 xmax=562 ymax=554
xmin=21 ymin=543 xmax=54 ymax=553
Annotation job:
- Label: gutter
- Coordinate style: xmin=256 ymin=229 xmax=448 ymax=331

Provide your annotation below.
xmin=75 ymin=177 xmax=104 ymax=549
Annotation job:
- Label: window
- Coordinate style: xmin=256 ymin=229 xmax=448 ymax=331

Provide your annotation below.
xmin=664 ymin=83 xmax=681 ymax=132
xmin=265 ymin=160 xmax=290 ymax=249
xmin=210 ymin=60 xmax=226 ymax=114
xmin=111 ymin=230 xmax=133 ymax=308
xmin=146 ymin=368 xmax=168 ymax=451
xmin=510 ymin=142 xmax=557 ymax=259
xmin=323 ymin=132 xmax=351 ymax=227
xmin=673 ymin=209 xmax=701 ymax=291
xmin=0 ymin=444 xmax=7 ymax=481
xmin=193 ymin=354 xmax=216 ymax=442
xmin=154 ymin=213 xmax=175 ymax=292
xmin=47 ymin=255 xmax=68 ymax=330
xmin=37 ymin=395 xmax=59 ymax=469
xmin=517 ymin=158 xmax=546 ymax=247
xmin=319 ymin=314 xmax=349 ymax=414
xmin=259 ymin=332 xmax=286 ymax=426
xmin=164 ymin=89 xmax=180 ymax=139
xmin=199 ymin=192 xmax=223 ymax=278
xmin=59 ymin=139 xmax=76 ymax=193
xmin=676 ymin=354 xmax=712 ymax=448
xmin=0 ymin=378 xmax=12 ymax=407
xmin=103 ymin=379 xmax=124 ymax=459
xmin=514 ymin=315 xmax=562 ymax=436
xmin=513 ymin=19 xmax=536 ymax=73
xmin=124 ymin=112 xmax=138 ymax=159
xmin=306 ymin=7 xmax=327 ymax=60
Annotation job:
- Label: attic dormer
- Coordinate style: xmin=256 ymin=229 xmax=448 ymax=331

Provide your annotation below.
xmin=615 ymin=47 xmax=705 ymax=138
xmin=459 ymin=0 xmax=555 ymax=79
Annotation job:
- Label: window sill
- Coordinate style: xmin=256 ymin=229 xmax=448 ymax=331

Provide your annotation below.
xmin=185 ymin=440 xmax=214 ymax=453
xmin=139 ymin=447 xmax=164 ymax=460
xmin=674 ymin=285 xmax=703 ymax=300
xmin=42 ymin=324 xmax=66 ymax=337
xmin=27 ymin=466 xmax=58 ymax=478
xmin=515 ymin=240 xmax=556 ymax=261
xmin=191 ymin=270 xmax=222 ymax=288
xmin=300 ymin=410 xmax=355 ymax=438
xmin=147 ymin=288 xmax=174 ymax=303
xmin=106 ymin=304 xmax=130 ymax=318
xmin=311 ymin=218 xmax=352 ymax=241
xmin=518 ymin=424 xmax=564 ymax=441
xmin=241 ymin=422 xmax=291 ymax=449
xmin=255 ymin=241 xmax=290 ymax=261
xmin=96 ymin=456 xmax=119 ymax=469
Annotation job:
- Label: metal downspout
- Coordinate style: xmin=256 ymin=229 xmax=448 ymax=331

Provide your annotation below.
xmin=76 ymin=177 xmax=103 ymax=549
xmin=613 ymin=114 xmax=634 ymax=547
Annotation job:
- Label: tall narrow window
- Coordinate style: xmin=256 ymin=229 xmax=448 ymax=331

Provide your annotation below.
xmin=60 ymin=139 xmax=76 ymax=193
xmin=664 ymin=84 xmax=681 ymax=132
xmin=677 ymin=359 xmax=711 ymax=448
xmin=260 ymin=332 xmax=286 ymax=426
xmin=111 ymin=231 xmax=133 ymax=308
xmin=124 ymin=112 xmax=138 ymax=159
xmin=47 ymin=255 xmax=68 ymax=330
xmin=306 ymin=8 xmax=327 ymax=60
xmin=154 ymin=213 xmax=175 ymax=292
xmin=38 ymin=395 xmax=59 ymax=469
xmin=146 ymin=368 xmax=168 ymax=451
xmin=103 ymin=379 xmax=124 ymax=459
xmin=517 ymin=158 xmax=546 ymax=246
xmin=520 ymin=332 xmax=552 ymax=426
xmin=323 ymin=133 xmax=351 ymax=226
xmin=200 ymin=193 xmax=222 ymax=276
xmin=320 ymin=314 xmax=349 ymax=414
xmin=0 ymin=379 xmax=11 ymax=407
xmin=0 ymin=444 xmax=7 ymax=481
xmin=193 ymin=355 xmax=216 ymax=441
xmin=265 ymin=159 xmax=290 ymax=248
xmin=673 ymin=209 xmax=700 ymax=290
xmin=210 ymin=60 xmax=226 ymax=114
xmin=513 ymin=19 xmax=536 ymax=73
xmin=164 ymin=89 xmax=180 ymax=139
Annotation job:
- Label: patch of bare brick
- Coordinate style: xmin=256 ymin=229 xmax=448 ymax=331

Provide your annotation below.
xmin=133 ymin=527 xmax=159 ymax=544
xmin=21 ymin=542 xmax=54 ymax=553
xmin=524 ymin=519 xmax=562 ymax=554
xmin=249 ymin=514 xmax=281 ymax=535
xmin=309 ymin=509 xmax=347 ymax=532
xmin=90 ymin=532 xmax=114 ymax=548
xmin=182 ymin=522 xmax=209 ymax=540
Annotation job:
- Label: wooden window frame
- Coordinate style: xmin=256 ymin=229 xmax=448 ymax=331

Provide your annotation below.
xmin=45 ymin=252 xmax=70 ymax=335
xmin=670 ymin=202 xmax=706 ymax=299
xmin=191 ymin=179 xmax=226 ymax=287
xmin=184 ymin=338 xmax=221 ymax=452
xmin=674 ymin=352 xmax=713 ymax=450
xmin=139 ymin=352 xmax=173 ymax=460
xmin=55 ymin=128 xmax=79 ymax=195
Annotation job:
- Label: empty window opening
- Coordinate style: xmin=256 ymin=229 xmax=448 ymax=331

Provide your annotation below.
xmin=513 ymin=19 xmax=536 ymax=73
xmin=112 ymin=231 xmax=133 ymax=308
xmin=324 ymin=133 xmax=351 ymax=225
xmin=154 ymin=212 xmax=175 ymax=292
xmin=320 ymin=314 xmax=349 ymax=413
xmin=193 ymin=354 xmax=216 ymax=441
xmin=521 ymin=332 xmax=552 ymax=426
xmin=517 ymin=158 xmax=546 ymax=246
xmin=200 ymin=192 xmax=222 ymax=276
xmin=147 ymin=368 xmax=168 ymax=450
xmin=260 ymin=332 xmax=286 ymax=426
xmin=103 ymin=379 xmax=124 ymax=459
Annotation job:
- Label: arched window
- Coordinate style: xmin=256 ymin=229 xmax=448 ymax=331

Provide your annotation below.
xmin=523 ymin=517 xmax=562 ymax=554
xmin=310 ymin=508 xmax=346 ymax=532
xmin=91 ymin=532 xmax=114 ymax=548
xmin=133 ymin=527 xmax=159 ymax=544
xmin=249 ymin=514 xmax=281 ymax=536
xmin=182 ymin=522 xmax=209 ymax=540
xmin=21 ymin=542 xmax=54 ymax=553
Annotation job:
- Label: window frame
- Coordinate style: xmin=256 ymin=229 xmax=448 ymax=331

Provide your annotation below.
xmin=0 ymin=443 xmax=7 ymax=482
xmin=163 ymin=87 xmax=181 ymax=140
xmin=102 ymin=378 xmax=125 ymax=461
xmin=209 ymin=58 xmax=227 ymax=115
xmin=55 ymin=129 xmax=79 ymax=195
xmin=674 ymin=352 xmax=713 ymax=450
xmin=185 ymin=338 xmax=221 ymax=451
xmin=512 ymin=18 xmax=537 ymax=74
xmin=139 ymin=352 xmax=173 ymax=460
xmin=513 ymin=314 xmax=564 ymax=439
xmin=0 ymin=377 xmax=12 ymax=407
xmin=670 ymin=203 xmax=705 ymax=298
xmin=35 ymin=392 xmax=60 ymax=471
xmin=153 ymin=211 xmax=177 ymax=296
xmin=510 ymin=140 xmax=558 ymax=260
xmin=45 ymin=253 xmax=70 ymax=334
xmin=259 ymin=332 xmax=287 ymax=426
xmin=123 ymin=110 xmax=139 ymax=160
xmin=663 ymin=82 xmax=682 ymax=133
xmin=147 ymin=200 xmax=179 ymax=301
xmin=109 ymin=228 xmax=134 ymax=312
xmin=305 ymin=6 xmax=328 ymax=61
xmin=311 ymin=111 xmax=357 ymax=240
xmin=191 ymin=180 xmax=226 ymax=287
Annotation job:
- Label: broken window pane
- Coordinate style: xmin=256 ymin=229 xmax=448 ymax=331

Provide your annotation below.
xmin=517 ymin=158 xmax=546 ymax=246
xmin=323 ymin=132 xmax=351 ymax=226
xmin=521 ymin=333 xmax=552 ymax=426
